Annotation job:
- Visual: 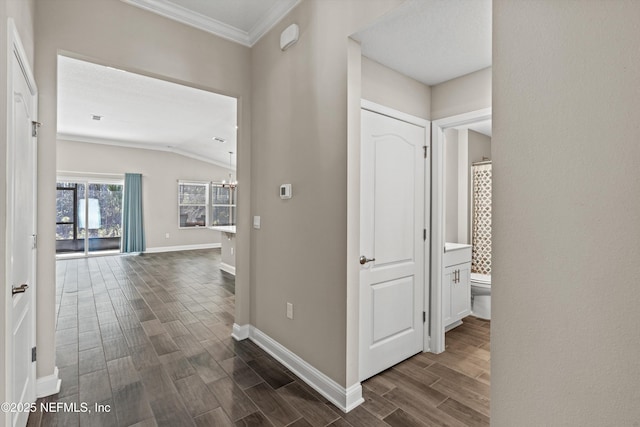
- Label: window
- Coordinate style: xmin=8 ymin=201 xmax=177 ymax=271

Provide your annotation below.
xmin=56 ymin=179 xmax=123 ymax=254
xmin=178 ymin=181 xmax=209 ymax=228
xmin=177 ymin=181 xmax=237 ymax=228
xmin=56 ymin=182 xmax=79 ymax=244
xmin=211 ymin=184 xmax=236 ymax=226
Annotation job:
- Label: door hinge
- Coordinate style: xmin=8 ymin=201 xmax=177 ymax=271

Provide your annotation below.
xmin=423 ymin=146 xmax=428 ymax=158
xmin=31 ymin=121 xmax=41 ymax=137
xmin=32 ymin=347 xmax=36 ymax=362
xmin=423 ymin=229 xmax=427 ymax=241
xmin=423 ymin=311 xmax=426 ymax=323
xmin=32 ymin=234 xmax=37 ymax=249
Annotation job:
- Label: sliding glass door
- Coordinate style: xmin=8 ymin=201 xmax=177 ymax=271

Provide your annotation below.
xmin=56 ymin=178 xmax=123 ymax=255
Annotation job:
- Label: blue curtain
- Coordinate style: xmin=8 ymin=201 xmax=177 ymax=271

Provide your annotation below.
xmin=122 ymin=173 xmax=145 ymax=253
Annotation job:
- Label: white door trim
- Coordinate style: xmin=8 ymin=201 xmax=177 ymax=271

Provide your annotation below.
xmin=430 ymin=108 xmax=492 ymax=353
xmin=361 ymin=99 xmax=429 ymax=128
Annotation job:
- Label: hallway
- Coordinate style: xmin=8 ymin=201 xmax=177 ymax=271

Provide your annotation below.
xmin=29 ymin=250 xmax=489 ymax=426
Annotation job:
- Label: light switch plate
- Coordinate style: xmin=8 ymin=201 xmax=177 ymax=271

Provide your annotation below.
xmin=253 ymin=216 xmax=261 ymax=229
xmin=286 ymin=302 xmax=293 ymax=319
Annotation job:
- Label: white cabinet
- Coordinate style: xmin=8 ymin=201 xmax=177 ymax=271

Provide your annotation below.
xmin=443 ymin=244 xmax=472 ymax=328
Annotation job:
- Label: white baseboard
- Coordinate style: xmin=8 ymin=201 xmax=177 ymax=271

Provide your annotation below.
xmin=231 ymin=323 xmax=250 ymax=341
xmin=248 ymin=326 xmax=363 ymax=413
xmin=445 ymin=319 xmax=463 ymax=332
xmin=144 ymin=243 xmax=221 ymax=253
xmin=220 ymin=262 xmax=236 ymax=275
xmin=36 ymin=366 xmax=61 ymax=398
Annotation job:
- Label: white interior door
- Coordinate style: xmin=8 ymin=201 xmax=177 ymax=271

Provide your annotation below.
xmin=359 ymin=107 xmax=427 ymax=381
xmin=7 ymin=23 xmax=38 ymax=427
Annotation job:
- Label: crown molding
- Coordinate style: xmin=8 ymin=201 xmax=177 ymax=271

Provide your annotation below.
xmin=121 ymin=0 xmax=301 ymax=47
xmin=248 ymin=0 xmax=301 ymax=46
xmin=122 ymin=0 xmax=251 ymax=46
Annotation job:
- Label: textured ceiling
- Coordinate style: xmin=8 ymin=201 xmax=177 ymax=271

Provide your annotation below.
xmin=353 ymin=0 xmax=492 ymax=86
xmin=57 ymin=55 xmax=238 ymax=169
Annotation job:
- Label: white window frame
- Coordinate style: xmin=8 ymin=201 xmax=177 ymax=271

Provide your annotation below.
xmin=210 ymin=182 xmax=236 ymax=227
xmin=178 ymin=180 xmax=209 ymax=228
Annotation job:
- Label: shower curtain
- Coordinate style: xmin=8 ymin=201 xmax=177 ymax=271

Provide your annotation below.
xmin=472 ymin=163 xmax=492 ymax=275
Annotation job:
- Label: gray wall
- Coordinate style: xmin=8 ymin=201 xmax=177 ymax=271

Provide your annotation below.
xmin=431 ymin=67 xmax=491 ymax=120
xmin=250 ymin=0 xmax=402 ymax=387
xmin=361 ymin=56 xmax=431 ymax=119
xmin=468 ymin=130 xmax=491 ymax=164
xmin=35 ymin=0 xmax=252 ymax=382
xmin=57 ymin=140 xmax=232 ymax=250
xmin=493 ymin=0 xmax=640 ymax=424
xmin=1 ymin=0 xmax=35 ymax=411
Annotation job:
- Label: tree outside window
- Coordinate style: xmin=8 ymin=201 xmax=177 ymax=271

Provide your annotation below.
xmin=178 ymin=182 xmax=208 ymax=227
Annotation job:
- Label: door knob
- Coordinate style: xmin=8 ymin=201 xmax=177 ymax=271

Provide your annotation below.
xmin=12 ymin=284 xmax=29 ymax=295
xmin=359 ymin=256 xmax=375 ymax=265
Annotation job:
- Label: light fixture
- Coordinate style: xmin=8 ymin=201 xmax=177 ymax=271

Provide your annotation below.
xmin=222 ymin=151 xmax=237 ymax=189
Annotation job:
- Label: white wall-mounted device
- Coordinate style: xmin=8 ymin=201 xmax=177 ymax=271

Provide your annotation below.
xmin=280 ymin=184 xmax=292 ymax=199
xmin=280 ymin=24 xmax=299 ymax=51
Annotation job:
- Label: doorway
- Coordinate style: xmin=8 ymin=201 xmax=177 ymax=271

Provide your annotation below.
xmin=55 ymin=54 xmax=238 ymax=256
xmin=56 ymin=178 xmax=124 ymax=256
xmin=358 ymin=101 xmax=430 ymax=381
xmin=430 ymin=108 xmax=492 ymax=353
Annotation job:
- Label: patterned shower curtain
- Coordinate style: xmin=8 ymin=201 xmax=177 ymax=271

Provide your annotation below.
xmin=472 ymin=163 xmax=492 ymax=275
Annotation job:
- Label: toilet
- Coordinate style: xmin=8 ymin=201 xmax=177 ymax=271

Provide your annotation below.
xmin=470 ymin=273 xmax=491 ymax=320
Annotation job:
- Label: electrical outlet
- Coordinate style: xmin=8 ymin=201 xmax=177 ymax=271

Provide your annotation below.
xmin=286 ymin=302 xmax=293 ymax=319
xmin=165 ymin=233 xmax=170 ymax=239
xmin=230 ymin=247 xmax=234 ymax=255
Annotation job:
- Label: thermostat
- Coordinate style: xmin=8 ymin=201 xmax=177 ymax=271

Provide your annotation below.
xmin=280 ymin=184 xmax=292 ymax=199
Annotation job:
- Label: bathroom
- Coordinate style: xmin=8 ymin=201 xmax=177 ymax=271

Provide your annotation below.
xmin=443 ymin=120 xmax=492 ymax=330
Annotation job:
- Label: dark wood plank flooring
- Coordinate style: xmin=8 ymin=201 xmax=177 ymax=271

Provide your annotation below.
xmin=28 ymin=249 xmax=490 ymax=427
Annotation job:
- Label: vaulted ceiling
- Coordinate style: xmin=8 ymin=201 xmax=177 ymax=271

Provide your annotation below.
xmin=57 ymin=56 xmax=238 ymax=169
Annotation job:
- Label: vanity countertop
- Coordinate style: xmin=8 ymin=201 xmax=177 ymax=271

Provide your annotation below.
xmin=209 ymin=225 xmax=236 ymax=234
xmin=444 ymin=242 xmax=472 ymax=252
xmin=444 ymin=242 xmax=472 ymax=267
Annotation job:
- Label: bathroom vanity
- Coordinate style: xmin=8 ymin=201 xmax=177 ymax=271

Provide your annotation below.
xmin=443 ymin=243 xmax=472 ymax=329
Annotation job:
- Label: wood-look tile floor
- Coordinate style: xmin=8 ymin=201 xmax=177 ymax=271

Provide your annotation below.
xmin=29 ymin=249 xmax=490 ymax=427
